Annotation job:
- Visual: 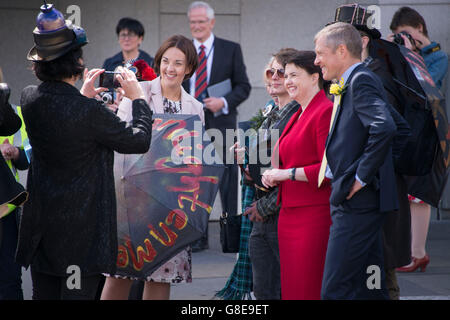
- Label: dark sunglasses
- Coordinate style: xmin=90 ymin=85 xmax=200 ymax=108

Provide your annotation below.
xmin=266 ymin=68 xmax=285 ymax=78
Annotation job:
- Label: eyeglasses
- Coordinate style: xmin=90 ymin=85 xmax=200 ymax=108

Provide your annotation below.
xmin=189 ymin=19 xmax=210 ymax=25
xmin=119 ymin=33 xmax=138 ymax=40
xmin=266 ymin=68 xmax=285 ymax=79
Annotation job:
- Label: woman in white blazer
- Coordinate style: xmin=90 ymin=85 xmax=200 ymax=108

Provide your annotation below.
xmin=115 ymin=74 xmax=204 ymax=124
xmin=102 ymin=35 xmax=204 ymax=300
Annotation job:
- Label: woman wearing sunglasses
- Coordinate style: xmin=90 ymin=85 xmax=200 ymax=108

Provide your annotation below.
xmin=262 ymin=50 xmax=332 ymax=300
xmin=240 ymin=49 xmax=301 ymax=300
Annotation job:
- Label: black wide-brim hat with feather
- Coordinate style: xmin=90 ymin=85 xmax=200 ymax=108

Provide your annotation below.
xmin=27 ymin=3 xmax=88 ymax=62
xmin=327 ymin=3 xmax=381 ymax=40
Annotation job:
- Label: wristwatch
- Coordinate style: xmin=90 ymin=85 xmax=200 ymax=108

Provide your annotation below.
xmin=290 ymin=168 xmax=296 ymax=181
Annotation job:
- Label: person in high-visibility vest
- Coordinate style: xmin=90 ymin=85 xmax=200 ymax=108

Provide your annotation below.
xmin=1 ymin=106 xmax=30 ymax=176
xmin=0 ymin=82 xmax=29 ymax=300
xmin=0 ymin=104 xmax=30 ymax=218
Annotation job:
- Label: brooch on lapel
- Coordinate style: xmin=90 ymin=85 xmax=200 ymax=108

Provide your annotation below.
xmin=262 ymin=103 xmax=274 ymax=117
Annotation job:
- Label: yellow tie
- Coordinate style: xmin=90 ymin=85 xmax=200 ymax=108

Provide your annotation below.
xmin=318 ymin=78 xmax=344 ymax=187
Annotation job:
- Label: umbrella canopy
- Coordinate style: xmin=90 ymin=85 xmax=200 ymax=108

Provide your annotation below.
xmin=398 ymin=44 xmax=449 ymax=161
xmin=370 ymin=39 xmax=449 ymax=206
xmin=370 ymin=39 xmax=449 ymax=166
xmin=114 ymin=113 xmax=225 ymax=279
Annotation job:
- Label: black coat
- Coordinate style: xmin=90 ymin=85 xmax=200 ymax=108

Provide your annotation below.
xmin=102 ymin=49 xmax=154 ymax=71
xmin=0 ymin=98 xmax=21 ymax=136
xmin=183 ymin=37 xmax=251 ymax=132
xmin=0 ymin=100 xmax=24 ymax=206
xmin=365 ymin=56 xmax=412 ymax=269
xmin=15 ymin=81 xmax=153 ymax=276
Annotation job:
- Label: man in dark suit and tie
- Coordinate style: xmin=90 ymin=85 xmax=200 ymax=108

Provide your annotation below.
xmin=314 ymin=22 xmax=398 ymax=299
xmin=183 ymin=1 xmax=251 ymax=251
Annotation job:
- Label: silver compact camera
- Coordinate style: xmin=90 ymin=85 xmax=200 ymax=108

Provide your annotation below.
xmin=99 ymin=91 xmax=115 ymax=104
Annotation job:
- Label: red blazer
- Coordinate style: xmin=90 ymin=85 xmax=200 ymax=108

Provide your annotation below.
xmin=276 ymin=89 xmax=332 ymax=207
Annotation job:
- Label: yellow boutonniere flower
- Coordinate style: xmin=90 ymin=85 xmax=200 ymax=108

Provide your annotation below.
xmin=329 ymin=83 xmax=342 ymax=96
xmin=329 ymin=77 xmax=347 ymax=96
xmin=329 ymin=83 xmax=347 ymax=96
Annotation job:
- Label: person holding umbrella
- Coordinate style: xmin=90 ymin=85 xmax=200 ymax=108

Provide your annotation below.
xmin=15 ymin=4 xmax=153 ymax=300
xmin=101 ymin=34 xmax=204 ymax=300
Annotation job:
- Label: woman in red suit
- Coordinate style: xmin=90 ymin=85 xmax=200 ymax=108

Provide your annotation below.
xmin=262 ymin=50 xmax=332 ymax=300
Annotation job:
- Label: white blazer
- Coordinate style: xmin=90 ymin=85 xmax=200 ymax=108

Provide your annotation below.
xmin=117 ymin=76 xmax=205 ymax=124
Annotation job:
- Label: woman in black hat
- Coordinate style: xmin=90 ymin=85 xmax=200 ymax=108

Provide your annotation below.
xmin=15 ymin=4 xmax=153 ymax=300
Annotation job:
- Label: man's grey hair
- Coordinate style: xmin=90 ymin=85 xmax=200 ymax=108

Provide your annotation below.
xmin=314 ymin=22 xmax=362 ymax=59
xmin=188 ymin=1 xmax=215 ymax=20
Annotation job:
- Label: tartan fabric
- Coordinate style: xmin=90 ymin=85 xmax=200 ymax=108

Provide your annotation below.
xmin=260 ymin=100 xmax=299 ymax=131
xmin=256 ymin=188 xmax=280 ymax=218
xmin=215 ymin=183 xmax=255 ymax=300
xmin=215 ymin=140 xmax=256 ymax=299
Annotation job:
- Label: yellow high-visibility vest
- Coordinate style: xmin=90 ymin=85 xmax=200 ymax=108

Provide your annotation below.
xmin=0 ymin=105 xmax=28 ymax=180
xmin=0 ymin=105 xmax=29 ymax=218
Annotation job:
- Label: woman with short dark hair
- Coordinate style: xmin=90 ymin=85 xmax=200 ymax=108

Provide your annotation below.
xmin=388 ymin=6 xmax=448 ymax=89
xmin=101 ymin=34 xmax=204 ymax=300
xmin=116 ymin=17 xmax=145 ymax=38
xmin=103 ymin=17 xmax=154 ymax=71
xmin=32 ymin=48 xmax=84 ymax=82
xmin=15 ymin=4 xmax=153 ymax=300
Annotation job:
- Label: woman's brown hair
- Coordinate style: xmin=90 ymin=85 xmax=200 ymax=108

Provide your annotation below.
xmin=390 ymin=7 xmax=428 ymax=37
xmin=153 ymin=35 xmax=198 ymax=80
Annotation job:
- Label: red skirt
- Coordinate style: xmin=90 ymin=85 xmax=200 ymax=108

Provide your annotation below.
xmin=278 ymin=204 xmax=331 ymax=300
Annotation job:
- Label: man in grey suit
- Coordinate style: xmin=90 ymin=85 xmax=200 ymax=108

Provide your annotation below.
xmin=183 ymin=1 xmax=251 ymax=251
xmin=314 ymin=22 xmax=398 ymax=299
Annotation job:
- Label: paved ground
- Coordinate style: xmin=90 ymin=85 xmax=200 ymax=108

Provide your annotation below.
xmin=21 ymin=210 xmax=450 ymax=300
xmin=397 ymin=218 xmax=450 ymax=300
xmin=177 ymin=218 xmax=450 ymax=300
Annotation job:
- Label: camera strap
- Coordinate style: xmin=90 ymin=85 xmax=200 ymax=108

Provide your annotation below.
xmin=423 ymin=43 xmax=441 ymax=55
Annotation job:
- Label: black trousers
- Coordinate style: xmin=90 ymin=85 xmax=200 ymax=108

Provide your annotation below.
xmin=0 ymin=209 xmax=23 ymax=300
xmin=31 ymin=268 xmax=102 ymax=300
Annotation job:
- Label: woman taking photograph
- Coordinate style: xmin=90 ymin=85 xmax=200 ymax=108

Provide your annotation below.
xmin=15 ymin=4 xmax=153 ymax=300
xmin=101 ymin=34 xmax=204 ymax=300
xmin=262 ymin=50 xmax=332 ymax=300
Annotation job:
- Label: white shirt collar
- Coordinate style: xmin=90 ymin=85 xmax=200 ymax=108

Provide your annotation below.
xmin=193 ymin=33 xmax=215 ymax=53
